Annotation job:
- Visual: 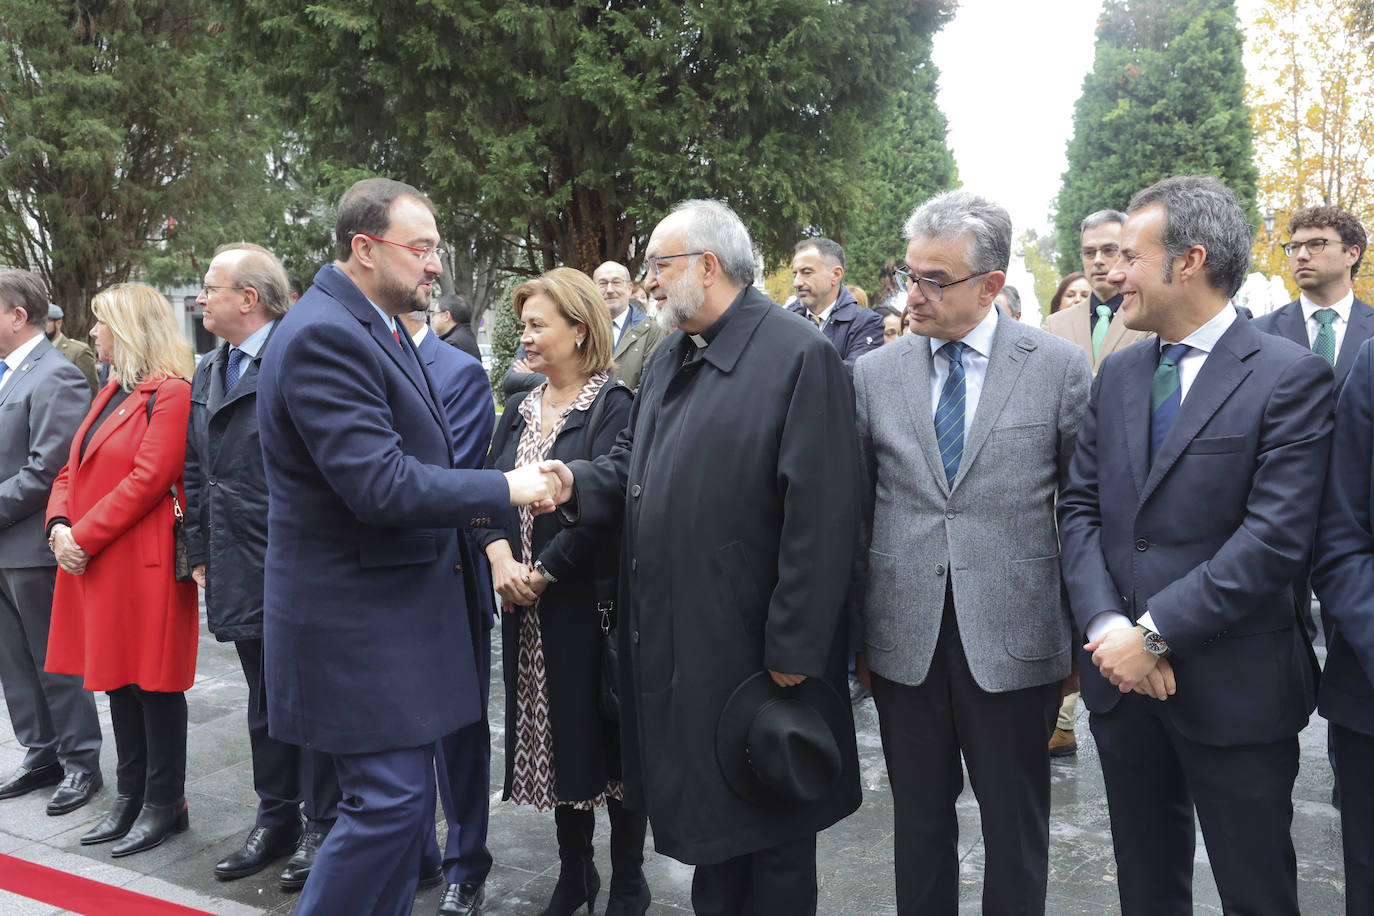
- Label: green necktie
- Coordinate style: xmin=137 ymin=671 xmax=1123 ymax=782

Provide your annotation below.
xmin=1313 ymin=308 xmax=1337 ymax=365
xmin=1091 ymin=304 xmax=1114 ymax=361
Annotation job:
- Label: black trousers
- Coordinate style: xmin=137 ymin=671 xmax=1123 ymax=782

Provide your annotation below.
xmin=107 ymin=685 xmax=186 ymax=806
xmin=1091 ymin=692 xmax=1299 ymax=916
xmin=1330 ymin=723 xmax=1374 ymax=916
xmin=236 ymin=639 xmax=339 ymax=830
xmin=690 ymin=833 xmax=817 ymax=916
xmin=870 ymin=591 xmax=1059 ymax=916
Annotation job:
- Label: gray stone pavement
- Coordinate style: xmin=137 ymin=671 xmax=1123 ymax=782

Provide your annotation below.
xmin=0 ymin=605 xmax=1348 ymax=914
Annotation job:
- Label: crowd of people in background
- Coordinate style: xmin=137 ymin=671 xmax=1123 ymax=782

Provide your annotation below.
xmin=0 ymin=170 xmax=1369 ymax=916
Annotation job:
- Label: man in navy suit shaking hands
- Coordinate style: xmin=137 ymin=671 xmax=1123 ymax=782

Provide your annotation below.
xmin=1058 ymin=175 xmax=1333 ymax=916
xmin=256 ymin=177 xmax=559 ymax=916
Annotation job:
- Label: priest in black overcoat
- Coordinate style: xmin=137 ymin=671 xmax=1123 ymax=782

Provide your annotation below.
xmin=543 ymin=199 xmax=862 ymax=915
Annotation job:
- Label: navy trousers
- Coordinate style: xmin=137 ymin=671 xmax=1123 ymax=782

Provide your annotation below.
xmin=296 ymin=744 xmax=437 ymax=916
xmin=1332 ymin=723 xmax=1374 ymax=916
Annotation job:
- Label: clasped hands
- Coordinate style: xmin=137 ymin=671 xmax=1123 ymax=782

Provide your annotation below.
xmin=503 ymin=460 xmax=575 ymax=514
xmin=48 ymin=524 xmax=89 ymax=576
xmin=1085 ymin=625 xmax=1176 ymax=701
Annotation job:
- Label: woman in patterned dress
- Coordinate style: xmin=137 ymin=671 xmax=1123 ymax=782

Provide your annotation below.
xmin=480 ymin=268 xmax=647 ymax=916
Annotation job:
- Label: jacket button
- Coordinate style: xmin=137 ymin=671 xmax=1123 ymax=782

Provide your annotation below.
xmin=945 ymin=510 xmax=956 ymax=520
xmin=453 ymin=562 xmax=462 ymax=573
xmin=209 ymin=478 xmax=217 ymax=486
xmin=631 ymin=485 xmax=642 ymax=497
xmin=935 ymin=564 xmax=945 ymax=576
xmin=632 ymin=630 xmax=640 ymax=645
xmin=631 ymin=558 xmax=638 ymax=572
xmin=1135 ymin=539 xmax=1149 ymax=551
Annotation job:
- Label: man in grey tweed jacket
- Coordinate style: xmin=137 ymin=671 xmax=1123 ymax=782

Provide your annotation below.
xmin=850 ymin=190 xmax=1091 ymax=916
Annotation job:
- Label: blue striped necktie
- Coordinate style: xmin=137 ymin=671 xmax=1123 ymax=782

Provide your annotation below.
xmin=934 ymin=341 xmax=967 ymax=487
xmin=1150 ymin=343 xmax=1191 ymax=463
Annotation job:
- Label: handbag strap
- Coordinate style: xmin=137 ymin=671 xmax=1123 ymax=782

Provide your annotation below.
xmin=145 ymin=385 xmax=183 ymax=514
xmin=579 ymin=381 xmax=629 ymax=621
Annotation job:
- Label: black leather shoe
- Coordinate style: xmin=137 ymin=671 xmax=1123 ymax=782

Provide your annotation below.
xmin=418 ymin=863 xmax=446 ymax=891
xmin=80 ymin=794 xmax=143 ymax=845
xmin=279 ymin=830 xmax=326 ymax=892
xmin=110 ymin=799 xmax=189 ymax=857
xmin=215 ymin=823 xmax=303 ymax=880
xmin=0 ymin=763 xmax=64 ymax=800
xmin=437 ymin=882 xmax=484 ymax=915
xmin=46 ymin=771 xmax=102 ymax=815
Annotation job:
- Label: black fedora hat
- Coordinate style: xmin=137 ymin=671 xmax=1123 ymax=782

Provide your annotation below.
xmin=716 ymin=671 xmax=848 ymax=806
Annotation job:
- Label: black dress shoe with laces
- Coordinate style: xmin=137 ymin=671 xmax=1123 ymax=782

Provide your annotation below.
xmin=215 ymin=823 xmax=303 ymax=880
xmin=279 ymin=829 xmax=327 ymax=892
xmin=46 ymin=771 xmax=102 ymax=816
xmin=437 ymin=882 xmax=484 ymax=915
xmin=0 ymin=763 xmax=64 ymax=800
xmin=80 ymin=794 xmax=143 ymax=845
xmin=418 ymin=863 xmax=446 ymax=891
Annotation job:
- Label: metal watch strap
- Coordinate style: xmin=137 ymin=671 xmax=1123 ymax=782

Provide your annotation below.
xmin=533 ymin=559 xmax=558 ymax=584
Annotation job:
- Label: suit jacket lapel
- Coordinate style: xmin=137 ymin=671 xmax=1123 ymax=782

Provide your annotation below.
xmin=83 ymin=380 xmax=155 ymax=464
xmin=1140 ymin=322 xmax=1257 ymax=504
xmin=1335 ymin=298 xmax=1374 ymax=383
xmin=955 ymin=321 xmax=1030 ymax=488
xmin=204 ymin=345 xmax=229 ymax=413
xmin=1099 ymin=312 xmax=1133 ymax=367
xmin=1275 ymin=302 xmax=1309 ymax=348
xmin=899 ymin=337 xmax=948 ymax=494
xmin=1065 ymin=301 xmax=1093 ymax=362
xmin=0 ymin=337 xmax=54 ymax=408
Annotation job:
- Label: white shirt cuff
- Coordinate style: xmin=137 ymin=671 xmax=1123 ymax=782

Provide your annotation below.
xmin=1136 ymin=611 xmax=1159 ymax=635
xmin=1086 ymin=611 xmax=1134 ymax=644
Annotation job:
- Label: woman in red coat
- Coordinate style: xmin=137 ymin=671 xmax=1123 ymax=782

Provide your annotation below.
xmin=45 ymin=282 xmax=197 ymax=858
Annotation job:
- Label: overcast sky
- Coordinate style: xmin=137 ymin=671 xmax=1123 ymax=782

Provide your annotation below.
xmin=930 ymin=0 xmax=1264 ymax=312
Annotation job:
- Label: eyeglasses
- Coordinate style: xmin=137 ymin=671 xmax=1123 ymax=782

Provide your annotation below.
xmin=1080 ymin=245 xmax=1121 ymax=260
xmin=1283 ymin=238 xmax=1342 ymax=257
xmin=355 ymin=232 xmax=447 ymax=263
xmin=646 ymin=251 xmax=705 ymax=276
xmin=893 ymin=267 xmax=991 ymax=302
xmin=595 ymin=278 xmax=628 ymax=289
xmin=201 ymin=284 xmax=244 ymax=297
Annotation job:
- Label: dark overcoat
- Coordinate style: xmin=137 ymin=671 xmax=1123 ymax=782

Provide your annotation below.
xmin=564 ymin=286 xmax=862 ymax=865
xmin=255 ymin=264 xmax=510 ymax=754
xmin=481 ymin=381 xmax=633 ymax=802
xmin=184 ymin=324 xmax=276 ymax=641
xmin=786 ymin=284 xmax=883 ymax=374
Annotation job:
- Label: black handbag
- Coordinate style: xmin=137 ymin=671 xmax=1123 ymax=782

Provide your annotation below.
xmin=147 ymin=389 xmax=193 ymax=584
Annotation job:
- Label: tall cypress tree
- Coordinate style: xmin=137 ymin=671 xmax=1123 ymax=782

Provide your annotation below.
xmin=1052 ymin=0 xmax=1257 ymax=272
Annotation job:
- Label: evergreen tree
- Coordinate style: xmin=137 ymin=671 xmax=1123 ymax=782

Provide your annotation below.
xmin=1051 ymin=0 xmax=1257 ymax=273
xmin=0 ymin=1 xmax=283 ymax=332
xmin=229 ymin=0 xmax=950 ymax=279
xmin=839 ymin=25 xmax=958 ymax=296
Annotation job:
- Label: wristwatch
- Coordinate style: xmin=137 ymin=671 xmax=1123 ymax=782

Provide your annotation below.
xmin=533 ymin=559 xmax=558 ymax=584
xmin=1138 ymin=624 xmax=1172 ymax=659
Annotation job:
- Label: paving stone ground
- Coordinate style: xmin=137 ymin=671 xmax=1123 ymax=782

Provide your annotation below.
xmin=0 ymin=603 xmax=1346 ymax=914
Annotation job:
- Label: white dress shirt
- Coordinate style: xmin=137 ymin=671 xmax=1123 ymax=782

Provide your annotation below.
xmin=1300 ymin=290 xmax=1354 ymax=356
xmin=0 ymin=332 xmax=46 ymax=395
xmin=234 ymin=319 xmax=276 ymax=360
xmin=928 ymin=306 xmax=998 ymax=439
xmin=1086 ymin=303 xmax=1237 ymax=644
xmin=612 ymin=308 xmax=630 ymax=344
xmin=410 ymin=323 xmax=430 ymax=348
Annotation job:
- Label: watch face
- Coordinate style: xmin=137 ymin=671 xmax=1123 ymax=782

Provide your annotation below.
xmin=1144 ymin=631 xmax=1168 ymax=656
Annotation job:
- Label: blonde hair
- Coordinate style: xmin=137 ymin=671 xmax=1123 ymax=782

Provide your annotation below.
xmin=91 ymin=283 xmax=194 ymax=390
xmin=847 ymin=284 xmax=869 ymax=310
xmin=511 ymin=267 xmax=614 ymax=376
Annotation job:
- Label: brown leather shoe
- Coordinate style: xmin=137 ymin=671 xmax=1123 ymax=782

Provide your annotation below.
xmin=1049 ymin=727 xmax=1077 ymax=758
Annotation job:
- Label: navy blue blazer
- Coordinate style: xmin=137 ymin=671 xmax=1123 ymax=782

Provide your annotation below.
xmin=1252 ymin=297 xmax=1374 ymax=390
xmin=787 ymin=285 xmax=883 ymax=375
xmin=1314 ymin=339 xmax=1374 ymax=736
xmin=1058 ymin=314 xmax=1333 ymax=746
xmin=256 ymin=264 xmax=510 ymax=754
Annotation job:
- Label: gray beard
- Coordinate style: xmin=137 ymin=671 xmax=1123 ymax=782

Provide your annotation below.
xmin=656 ymin=272 xmax=706 ymax=332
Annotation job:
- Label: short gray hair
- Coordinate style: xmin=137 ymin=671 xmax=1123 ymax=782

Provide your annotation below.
xmin=904 ymin=190 xmax=1012 ymax=274
xmin=668 ymin=200 xmax=756 ymax=287
xmin=1080 ymin=209 xmax=1127 ymax=235
xmin=1128 ymin=176 xmax=1251 ymax=297
xmin=214 ymin=242 xmax=293 ymax=318
xmin=998 ymin=284 xmax=1022 ymax=317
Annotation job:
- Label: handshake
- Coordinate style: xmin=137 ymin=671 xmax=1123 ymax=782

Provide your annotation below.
xmin=504 ymin=460 xmax=575 ymax=513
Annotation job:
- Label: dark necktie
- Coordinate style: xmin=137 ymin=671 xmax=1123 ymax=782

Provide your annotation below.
xmin=934 ymin=341 xmax=967 ymax=487
xmin=225 ymin=347 xmax=245 ymax=391
xmin=1313 ymin=308 xmax=1337 ymax=365
xmin=1150 ymin=343 xmax=1191 ymax=463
